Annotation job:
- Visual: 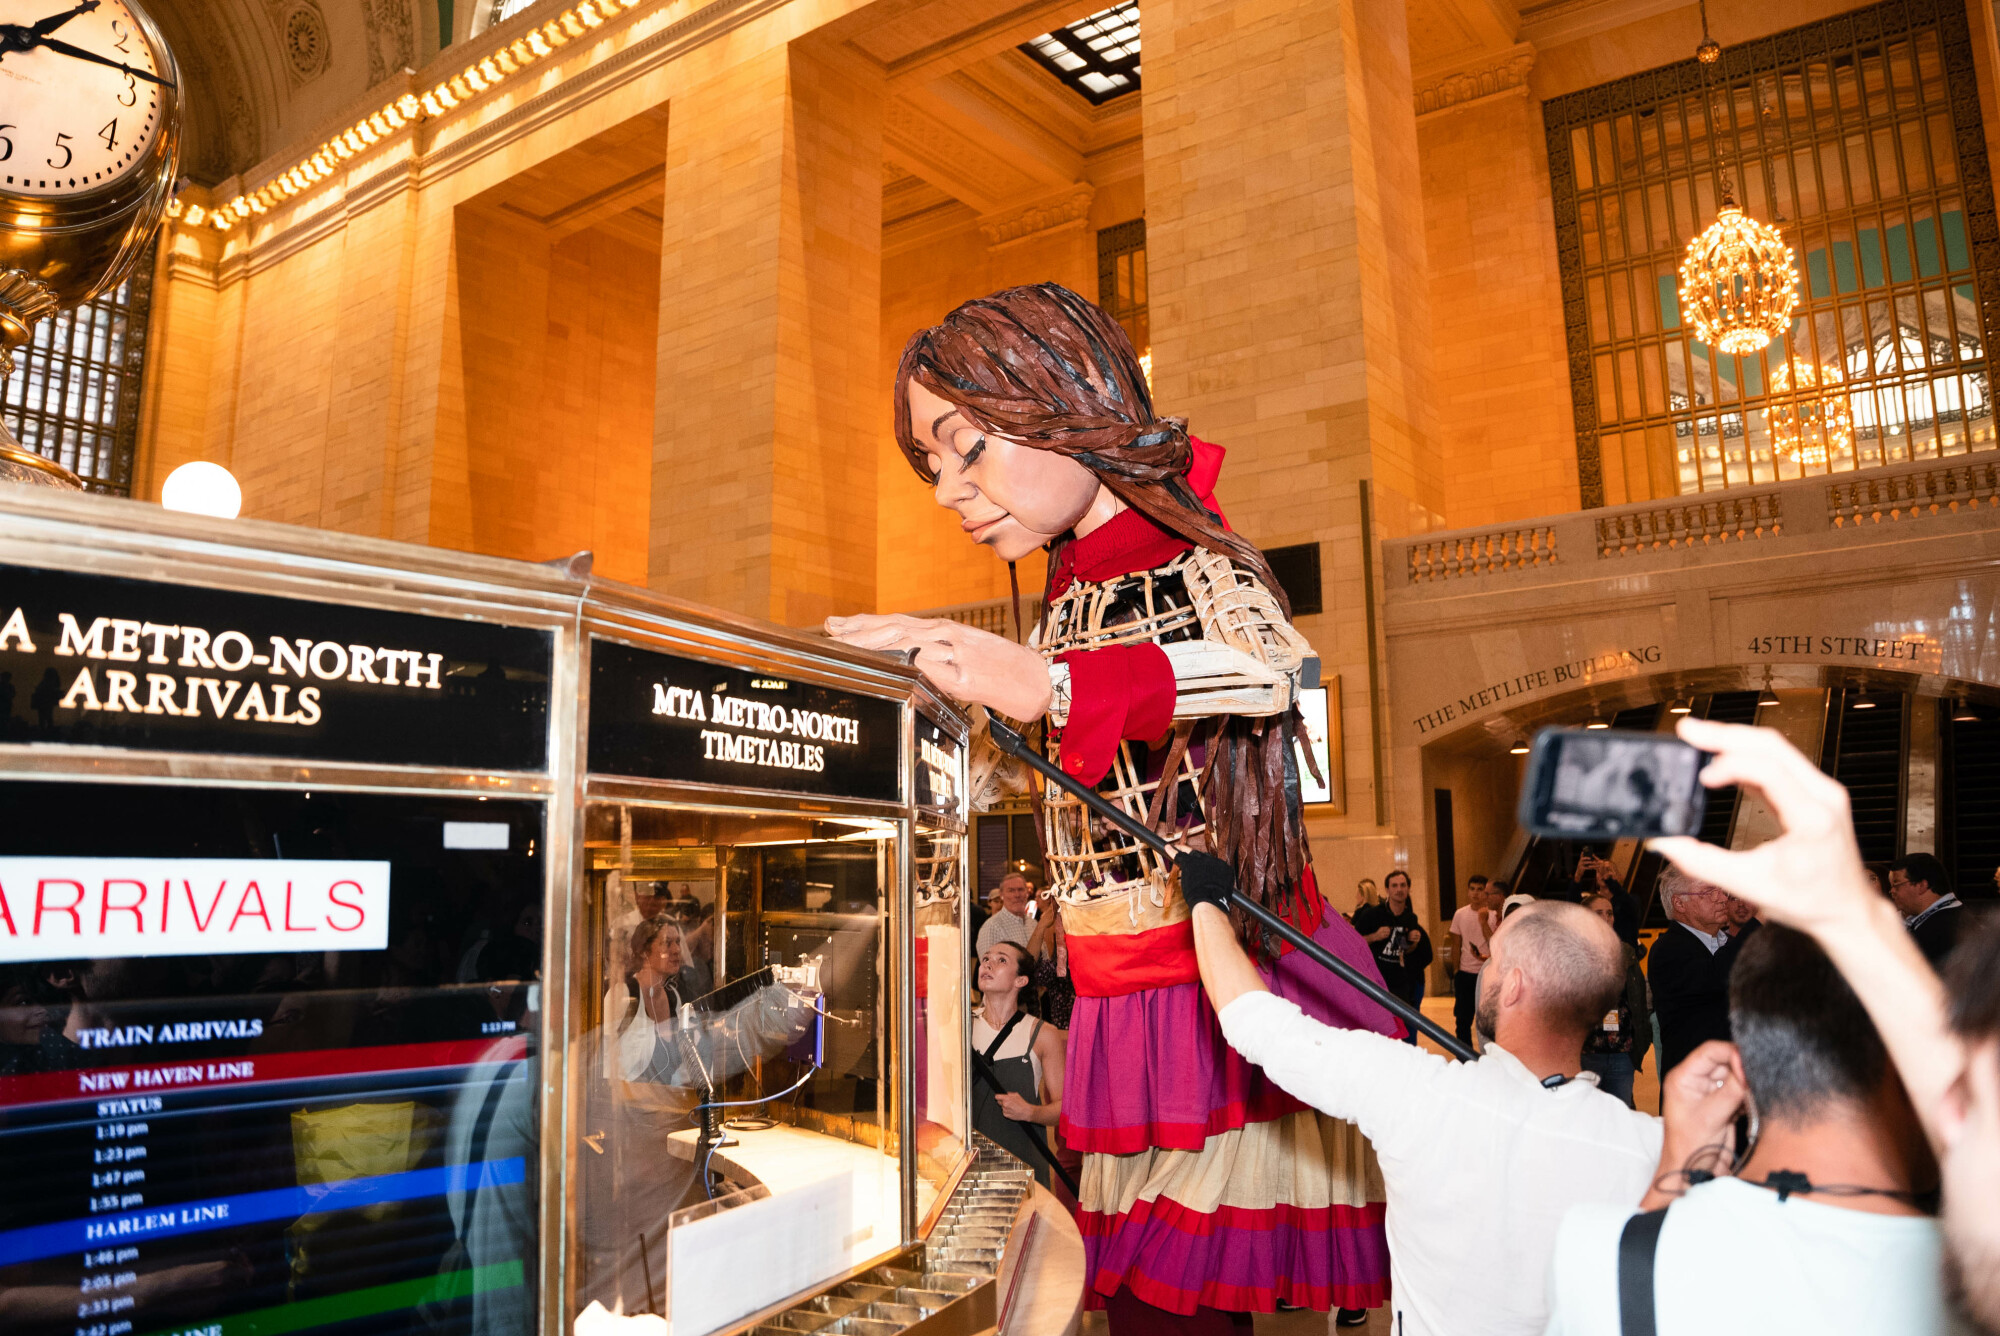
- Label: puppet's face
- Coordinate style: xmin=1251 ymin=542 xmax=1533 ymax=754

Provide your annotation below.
xmin=909 ymin=380 xmax=1100 ymax=562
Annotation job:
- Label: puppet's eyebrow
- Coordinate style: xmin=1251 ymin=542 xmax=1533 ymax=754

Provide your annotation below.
xmin=931 ymin=410 xmax=962 ymax=441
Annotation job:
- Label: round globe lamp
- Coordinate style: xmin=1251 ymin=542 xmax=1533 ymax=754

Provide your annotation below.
xmin=161 ymin=461 xmax=243 ymax=518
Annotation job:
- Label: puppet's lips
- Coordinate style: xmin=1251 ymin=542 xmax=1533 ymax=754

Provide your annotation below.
xmin=963 ymin=514 xmax=1008 ymax=540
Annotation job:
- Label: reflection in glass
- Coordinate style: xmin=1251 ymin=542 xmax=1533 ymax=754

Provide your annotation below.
xmin=571 ymin=805 xmax=907 ymax=1322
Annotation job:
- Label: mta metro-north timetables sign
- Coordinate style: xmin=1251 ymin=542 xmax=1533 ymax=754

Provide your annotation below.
xmin=587 ymin=638 xmax=902 ymax=803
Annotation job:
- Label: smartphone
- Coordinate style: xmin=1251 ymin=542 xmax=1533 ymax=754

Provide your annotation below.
xmin=1517 ymin=727 xmax=1708 ymax=840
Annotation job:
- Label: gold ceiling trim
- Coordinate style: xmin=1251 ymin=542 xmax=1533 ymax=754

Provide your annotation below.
xmin=169 ymin=0 xmax=651 ymax=234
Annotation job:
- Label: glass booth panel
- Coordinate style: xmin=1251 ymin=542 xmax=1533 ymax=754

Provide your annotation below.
xmin=0 ymin=781 xmax=546 ymax=1336
xmin=571 ymin=803 xmax=903 ymax=1326
xmin=912 ymin=825 xmax=968 ymax=1220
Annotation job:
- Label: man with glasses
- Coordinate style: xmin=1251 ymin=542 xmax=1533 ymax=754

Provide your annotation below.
xmin=1647 ymin=867 xmax=1740 ymax=1076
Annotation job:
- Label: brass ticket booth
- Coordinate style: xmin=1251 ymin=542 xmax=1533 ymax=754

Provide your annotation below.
xmin=0 ymin=488 xmax=995 ymax=1336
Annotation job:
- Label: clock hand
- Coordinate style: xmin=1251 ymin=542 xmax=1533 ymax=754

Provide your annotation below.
xmin=0 ymin=0 xmax=97 ymax=56
xmin=31 ymin=34 xmax=173 ymax=86
xmin=33 ymin=1 xmax=101 ymax=36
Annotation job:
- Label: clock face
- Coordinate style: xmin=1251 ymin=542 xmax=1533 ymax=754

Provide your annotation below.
xmin=0 ymin=0 xmax=165 ymax=198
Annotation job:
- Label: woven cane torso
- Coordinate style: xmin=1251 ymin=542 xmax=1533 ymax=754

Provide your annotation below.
xmin=1038 ymin=545 xmax=1306 ymax=914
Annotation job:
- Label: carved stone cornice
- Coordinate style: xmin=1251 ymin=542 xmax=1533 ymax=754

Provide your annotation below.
xmin=976 ymin=183 xmax=1095 ymax=249
xmin=1414 ymin=44 xmax=1537 ymax=118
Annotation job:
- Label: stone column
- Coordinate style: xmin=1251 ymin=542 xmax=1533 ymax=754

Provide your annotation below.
xmin=652 ymin=41 xmax=883 ymax=625
xmin=1141 ymin=0 xmax=1442 ymax=921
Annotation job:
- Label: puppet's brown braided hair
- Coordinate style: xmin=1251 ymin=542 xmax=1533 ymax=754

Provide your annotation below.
xmin=893 ymin=283 xmax=1313 ymax=926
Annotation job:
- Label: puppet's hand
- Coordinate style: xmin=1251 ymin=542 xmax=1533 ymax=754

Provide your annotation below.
xmin=825 ymin=613 xmax=1051 ymax=720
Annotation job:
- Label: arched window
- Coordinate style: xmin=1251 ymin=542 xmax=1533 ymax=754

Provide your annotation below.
xmin=1546 ymin=0 xmax=2000 ymax=500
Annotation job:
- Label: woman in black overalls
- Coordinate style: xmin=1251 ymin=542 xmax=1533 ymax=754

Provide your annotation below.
xmin=970 ymin=940 xmax=1066 ymax=1187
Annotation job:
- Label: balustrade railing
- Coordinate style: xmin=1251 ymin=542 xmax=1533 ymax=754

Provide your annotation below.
xmin=1595 ymin=492 xmax=1783 ymax=557
xmin=1827 ymin=459 xmax=2000 ymax=527
xmin=1405 ymin=526 xmax=1558 ymax=584
xmin=1384 ymin=454 xmax=2000 ymax=593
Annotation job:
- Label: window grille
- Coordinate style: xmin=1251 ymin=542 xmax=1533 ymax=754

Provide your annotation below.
xmin=1097 ymin=218 xmax=1149 ymax=372
xmin=1544 ymin=0 xmax=2000 ymax=503
xmin=1 ymin=247 xmax=155 ymax=496
xmin=1022 ymin=4 xmax=1140 ymax=106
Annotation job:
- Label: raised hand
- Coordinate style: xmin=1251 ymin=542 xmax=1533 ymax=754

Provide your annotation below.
xmin=1648 ymin=716 xmax=1876 ymax=936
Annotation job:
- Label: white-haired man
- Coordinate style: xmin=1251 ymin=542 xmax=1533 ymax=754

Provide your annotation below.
xmin=1647 ymin=865 xmax=1740 ymax=1075
xmin=1179 ymin=858 xmax=1661 ymax=1336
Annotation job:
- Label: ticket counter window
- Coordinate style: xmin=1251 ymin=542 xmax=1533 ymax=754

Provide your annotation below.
xmin=571 ymin=803 xmax=903 ymax=1321
xmin=0 ymin=781 xmax=545 ymax=1336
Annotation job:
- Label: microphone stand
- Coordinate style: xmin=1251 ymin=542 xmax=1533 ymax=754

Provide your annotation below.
xmin=986 ymin=716 xmax=1475 ymax=1062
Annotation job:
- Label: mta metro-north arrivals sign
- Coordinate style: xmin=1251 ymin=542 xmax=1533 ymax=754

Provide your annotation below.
xmin=588 ymin=638 xmax=901 ymax=802
xmin=0 ymin=565 xmax=552 ymax=770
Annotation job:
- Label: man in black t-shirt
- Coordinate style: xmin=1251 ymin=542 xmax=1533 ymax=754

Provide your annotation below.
xmin=1351 ymin=869 xmax=1432 ymax=1043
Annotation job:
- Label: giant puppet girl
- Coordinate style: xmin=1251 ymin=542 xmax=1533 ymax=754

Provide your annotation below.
xmin=828 ymin=284 xmax=1397 ymax=1332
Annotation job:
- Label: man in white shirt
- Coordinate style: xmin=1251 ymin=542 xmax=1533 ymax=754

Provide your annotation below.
xmin=1543 ymin=922 xmax=1953 ymax=1336
xmin=975 ymin=872 xmax=1035 ymax=956
xmin=1178 ymin=856 xmax=1662 ymax=1336
xmin=1449 ymin=875 xmax=1494 ymax=1046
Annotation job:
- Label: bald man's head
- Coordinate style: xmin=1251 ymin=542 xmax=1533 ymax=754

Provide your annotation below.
xmin=1478 ymin=900 xmax=1626 ymax=1039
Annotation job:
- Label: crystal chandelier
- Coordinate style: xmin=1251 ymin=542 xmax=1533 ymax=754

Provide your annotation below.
xmin=1677 ymin=188 xmax=1800 ymax=356
xmin=1676 ymin=0 xmax=1801 ymax=357
xmin=1766 ymin=358 xmax=1853 ymax=467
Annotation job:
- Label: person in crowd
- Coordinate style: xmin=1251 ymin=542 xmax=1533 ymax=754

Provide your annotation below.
xmin=1024 ymin=880 xmax=1075 ymax=1029
xmin=1890 ymin=852 xmax=1965 ymax=967
xmin=1649 ymin=716 xmax=2000 ymax=1336
xmin=1552 ymin=851 xmax=1641 ymax=951
xmin=970 ymin=940 xmax=1066 ymax=1188
xmin=1543 ymin=924 xmax=1953 ymax=1335
xmin=1354 ymin=869 xmax=1432 ymax=1040
xmin=1721 ymin=892 xmax=1761 ymax=954
xmin=1184 ymin=863 xmax=1661 ymax=1336
xmin=1863 ymin=863 xmax=1889 ymax=898
xmin=1579 ymin=892 xmax=1650 ymax=1108
xmin=976 ymin=870 xmax=1034 ymax=955
xmin=1647 ymin=866 xmax=1739 ymax=1074
xmin=1352 ymin=876 xmax=1382 ymax=919
xmin=1449 ymin=875 xmax=1495 ymax=1046
xmin=1502 ymin=890 xmax=1535 ymax=919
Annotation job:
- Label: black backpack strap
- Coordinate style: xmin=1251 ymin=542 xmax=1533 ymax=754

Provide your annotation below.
xmin=1616 ymin=1207 xmax=1669 ymax=1336
xmin=981 ymin=1008 xmax=1028 ymax=1063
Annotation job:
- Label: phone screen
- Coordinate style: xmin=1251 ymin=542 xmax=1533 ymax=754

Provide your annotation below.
xmin=1517 ymin=727 xmax=1708 ymax=840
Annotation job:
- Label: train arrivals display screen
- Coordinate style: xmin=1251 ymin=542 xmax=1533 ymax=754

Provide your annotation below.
xmin=0 ymin=782 xmax=545 ymax=1336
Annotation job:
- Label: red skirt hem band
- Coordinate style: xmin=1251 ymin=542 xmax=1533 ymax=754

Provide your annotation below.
xmin=1060 ymin=1087 xmax=1305 ymax=1154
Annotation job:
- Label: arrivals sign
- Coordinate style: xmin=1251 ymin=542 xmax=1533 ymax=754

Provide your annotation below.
xmin=588 ymin=638 xmax=901 ymax=802
xmin=0 ymin=856 xmax=392 ymax=963
xmin=0 ymin=565 xmax=551 ymax=769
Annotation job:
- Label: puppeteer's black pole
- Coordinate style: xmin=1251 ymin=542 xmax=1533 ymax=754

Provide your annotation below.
xmin=986 ymin=716 xmax=1476 ymax=1062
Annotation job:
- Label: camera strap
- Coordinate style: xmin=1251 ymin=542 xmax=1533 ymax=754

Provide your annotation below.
xmin=1615 ymin=1206 xmax=1669 ymax=1336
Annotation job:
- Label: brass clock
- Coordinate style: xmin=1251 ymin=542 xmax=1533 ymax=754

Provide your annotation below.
xmin=0 ymin=0 xmax=181 ymax=488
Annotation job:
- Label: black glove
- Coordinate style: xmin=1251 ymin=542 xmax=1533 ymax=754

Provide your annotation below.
xmin=1175 ymin=851 xmax=1237 ymax=914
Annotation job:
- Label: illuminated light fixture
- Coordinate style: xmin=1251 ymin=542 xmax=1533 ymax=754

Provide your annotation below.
xmin=1508 ymin=738 xmax=1531 ymax=755
xmin=1675 ymin=0 xmax=1800 ymax=358
xmin=1767 ymin=358 xmax=1853 ymax=467
xmin=1677 ymin=190 xmax=1799 ymax=356
xmin=160 ymin=462 xmax=243 ymax=519
xmin=1757 ymin=670 xmax=1780 ymax=709
xmin=1851 ymin=689 xmax=1877 ymax=710
xmin=1585 ymin=711 xmax=1610 ymax=729
xmin=1951 ymin=698 xmax=1979 ymax=722
xmin=1668 ymin=697 xmax=1693 ymax=715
